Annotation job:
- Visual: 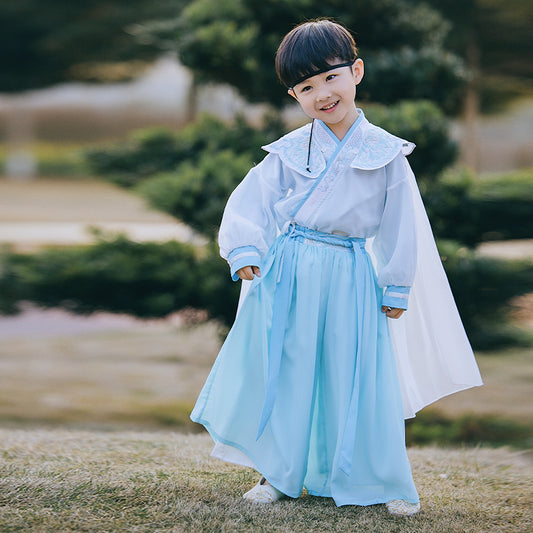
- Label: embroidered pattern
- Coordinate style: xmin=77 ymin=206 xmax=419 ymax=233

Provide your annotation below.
xmin=262 ymin=123 xmax=326 ymax=178
xmin=262 ymin=115 xmax=413 ymax=176
xmin=351 ymin=125 xmax=410 ymax=170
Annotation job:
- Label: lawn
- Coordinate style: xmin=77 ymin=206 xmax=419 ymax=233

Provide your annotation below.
xmin=0 ymin=429 xmax=531 ymax=533
xmin=0 ymin=176 xmax=531 ymax=531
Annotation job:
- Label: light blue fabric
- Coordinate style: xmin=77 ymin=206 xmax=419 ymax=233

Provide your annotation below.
xmin=383 ymin=285 xmax=410 ymax=310
xmin=228 ymin=245 xmax=262 ymax=281
xmin=191 ymin=225 xmax=419 ymax=507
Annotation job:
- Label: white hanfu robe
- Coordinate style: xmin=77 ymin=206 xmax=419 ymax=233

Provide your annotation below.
xmin=191 ymin=110 xmax=482 ymax=506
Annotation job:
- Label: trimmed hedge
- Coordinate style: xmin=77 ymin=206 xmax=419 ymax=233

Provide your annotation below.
xmin=406 ymin=410 xmax=533 ymax=449
xmin=439 ymin=240 xmax=533 ymax=349
xmin=0 ymin=236 xmax=240 ymax=328
xmin=365 ymin=100 xmax=457 ymax=180
xmin=1 ymin=236 xmax=531 ymax=349
xmin=423 ymin=167 xmax=533 ymax=246
xmin=137 ymin=150 xmax=253 ymax=239
xmin=0 ymin=237 xmax=199 ymax=317
xmin=85 ymin=113 xmax=285 ymax=189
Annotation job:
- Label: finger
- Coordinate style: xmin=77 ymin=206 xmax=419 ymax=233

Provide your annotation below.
xmin=252 ymin=266 xmax=261 ymax=277
xmin=389 ymin=308 xmax=404 ymax=319
xmin=381 ymin=306 xmax=390 ymax=314
xmin=238 ymin=266 xmax=254 ymax=280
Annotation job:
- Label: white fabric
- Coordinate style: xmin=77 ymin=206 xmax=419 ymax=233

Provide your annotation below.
xmin=211 ymin=441 xmax=258 ymax=469
xmin=219 ymin=113 xmax=417 ymax=290
xmin=219 ymin=110 xmax=482 ymax=419
xmin=386 ymin=159 xmax=483 ymax=417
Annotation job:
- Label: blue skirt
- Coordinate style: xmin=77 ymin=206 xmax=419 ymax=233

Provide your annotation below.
xmin=191 ymin=225 xmax=419 ymax=506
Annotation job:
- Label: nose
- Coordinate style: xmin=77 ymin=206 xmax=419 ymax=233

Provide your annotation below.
xmin=315 ymin=84 xmax=331 ymax=101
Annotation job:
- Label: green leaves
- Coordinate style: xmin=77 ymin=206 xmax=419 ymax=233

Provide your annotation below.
xmin=137 ymin=150 xmax=253 ymax=239
xmin=169 ymin=0 xmax=466 ymax=108
xmin=365 ymin=100 xmax=457 ymax=179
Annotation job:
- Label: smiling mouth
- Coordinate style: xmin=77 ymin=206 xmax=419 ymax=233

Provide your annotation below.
xmin=320 ymin=101 xmax=339 ymax=111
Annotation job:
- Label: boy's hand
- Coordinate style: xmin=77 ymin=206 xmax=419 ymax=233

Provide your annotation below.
xmin=381 ymin=306 xmax=404 ymax=319
xmin=236 ymin=265 xmax=261 ymax=281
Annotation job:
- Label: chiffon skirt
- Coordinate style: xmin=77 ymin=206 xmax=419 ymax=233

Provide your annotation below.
xmin=190 ymin=225 xmax=419 ymax=506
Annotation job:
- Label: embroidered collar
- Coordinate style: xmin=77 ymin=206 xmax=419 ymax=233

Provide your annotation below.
xmin=262 ymin=110 xmax=415 ymax=177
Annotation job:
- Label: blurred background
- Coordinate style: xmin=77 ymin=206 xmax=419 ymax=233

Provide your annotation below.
xmin=0 ymin=0 xmax=532 ymax=448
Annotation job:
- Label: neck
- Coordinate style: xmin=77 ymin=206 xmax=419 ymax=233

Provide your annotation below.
xmin=326 ymin=107 xmax=360 ymax=141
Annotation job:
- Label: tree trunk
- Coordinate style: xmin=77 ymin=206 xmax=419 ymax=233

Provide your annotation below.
xmin=4 ymin=104 xmax=37 ymax=180
xmin=184 ymin=75 xmax=198 ymax=124
xmin=463 ymin=34 xmax=481 ymax=172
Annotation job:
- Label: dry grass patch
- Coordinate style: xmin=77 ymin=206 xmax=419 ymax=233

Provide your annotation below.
xmin=0 ymin=320 xmax=221 ymax=430
xmin=0 ymin=311 xmax=532 ymax=433
xmin=433 ymin=346 xmax=533 ymax=424
xmin=0 ymin=429 xmax=531 ymax=532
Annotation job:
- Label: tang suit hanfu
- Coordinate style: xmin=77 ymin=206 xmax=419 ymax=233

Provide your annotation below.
xmin=190 ymin=110 xmax=482 ymax=507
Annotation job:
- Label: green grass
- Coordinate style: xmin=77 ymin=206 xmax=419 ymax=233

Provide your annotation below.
xmin=0 ymin=142 xmax=92 ymax=177
xmin=0 ymin=429 xmax=531 ymax=532
xmin=406 ymin=410 xmax=533 ymax=449
xmin=475 ymin=167 xmax=533 ymax=200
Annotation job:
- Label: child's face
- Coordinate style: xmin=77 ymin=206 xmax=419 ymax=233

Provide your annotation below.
xmin=289 ymin=58 xmax=364 ymax=138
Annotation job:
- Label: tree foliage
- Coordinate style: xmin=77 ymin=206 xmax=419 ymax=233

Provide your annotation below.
xmin=423 ymin=168 xmax=533 ymax=246
xmin=85 ymin=113 xmax=285 ymax=188
xmin=87 ymin=102 xmax=456 ymax=240
xmin=1 ymin=234 xmax=531 ymax=349
xmin=166 ymin=0 xmax=466 ymax=111
xmin=366 ymin=101 xmax=457 ymax=180
xmin=0 ymin=0 xmax=184 ymax=92
xmin=422 ymin=0 xmax=533 ymax=109
xmin=137 ymin=150 xmax=253 ymax=239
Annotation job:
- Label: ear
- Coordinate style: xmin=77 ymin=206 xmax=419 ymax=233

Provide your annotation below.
xmin=287 ymin=88 xmax=298 ymax=100
xmin=352 ymin=58 xmax=364 ymax=85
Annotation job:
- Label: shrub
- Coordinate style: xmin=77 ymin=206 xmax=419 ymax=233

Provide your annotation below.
xmin=0 ymin=236 xmax=241 ymax=327
xmin=406 ymin=410 xmax=533 ymax=448
xmin=439 ymin=239 xmax=533 ymax=349
xmin=85 ymin=113 xmax=285 ymax=188
xmin=365 ymin=100 xmax=457 ymax=180
xmin=1 ymin=235 xmax=531 ymax=350
xmin=424 ymin=167 xmax=533 ymax=246
xmin=0 ymin=236 xmax=202 ymax=317
xmin=137 ymin=150 xmax=253 ymax=239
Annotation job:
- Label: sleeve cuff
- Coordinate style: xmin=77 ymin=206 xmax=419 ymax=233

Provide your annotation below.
xmin=228 ymin=246 xmax=262 ymax=281
xmin=382 ymin=285 xmax=410 ymax=310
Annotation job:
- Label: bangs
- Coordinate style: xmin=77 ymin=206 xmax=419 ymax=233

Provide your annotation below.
xmin=276 ymin=20 xmax=357 ymax=88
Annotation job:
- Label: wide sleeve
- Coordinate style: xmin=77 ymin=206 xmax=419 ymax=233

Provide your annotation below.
xmin=373 ymin=153 xmax=418 ymax=309
xmin=218 ymin=152 xmax=290 ymax=280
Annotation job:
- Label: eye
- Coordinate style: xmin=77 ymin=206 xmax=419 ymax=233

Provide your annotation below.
xmin=326 ymin=73 xmax=337 ymax=81
xmin=299 ymin=85 xmax=312 ymax=93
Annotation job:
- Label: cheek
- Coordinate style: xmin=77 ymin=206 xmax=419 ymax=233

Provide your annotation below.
xmin=299 ymin=97 xmax=314 ymax=110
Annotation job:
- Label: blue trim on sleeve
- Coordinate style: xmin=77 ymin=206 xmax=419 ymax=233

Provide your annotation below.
xmin=382 ymin=285 xmax=411 ymax=310
xmin=228 ymin=246 xmax=262 ymax=281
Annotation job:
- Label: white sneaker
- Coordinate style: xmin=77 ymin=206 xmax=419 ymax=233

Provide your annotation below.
xmin=386 ymin=499 xmax=421 ymax=516
xmin=242 ymin=477 xmax=284 ymax=504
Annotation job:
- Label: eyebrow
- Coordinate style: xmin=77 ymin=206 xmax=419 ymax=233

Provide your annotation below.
xmin=289 ymin=61 xmax=354 ymax=90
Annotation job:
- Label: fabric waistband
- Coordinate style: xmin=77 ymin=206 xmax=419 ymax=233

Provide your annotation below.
xmin=286 ymin=224 xmax=366 ymax=249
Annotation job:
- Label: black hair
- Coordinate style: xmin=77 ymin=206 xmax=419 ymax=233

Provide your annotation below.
xmin=275 ymin=19 xmax=358 ymax=89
